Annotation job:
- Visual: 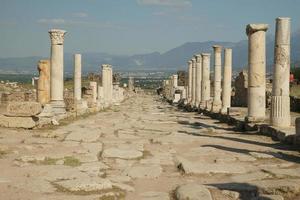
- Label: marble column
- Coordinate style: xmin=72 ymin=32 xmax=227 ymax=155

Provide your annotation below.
xmin=37 ymin=60 xmax=50 ymax=105
xmin=221 ymin=48 xmax=232 ymax=113
xmin=201 ymin=53 xmax=211 ymax=108
xmin=195 ymin=54 xmax=202 ymax=107
xmin=102 ymin=64 xmax=112 ymax=105
xmin=246 ymin=24 xmax=268 ymax=122
xmin=271 ymin=17 xmax=291 ymax=127
xmin=187 ymin=60 xmax=193 ymax=103
xmin=49 ymin=29 xmax=67 ymax=114
xmin=128 ymin=77 xmax=134 ymax=91
xmin=173 ymin=74 xmax=178 ymax=88
xmin=191 ymin=58 xmax=196 ymax=106
xmin=90 ymin=81 xmax=97 ymax=103
xmin=212 ymin=45 xmax=222 ymax=112
xmin=74 ymin=54 xmax=82 ymax=102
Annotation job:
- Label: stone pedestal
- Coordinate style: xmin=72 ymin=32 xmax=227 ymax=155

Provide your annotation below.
xmin=221 ymin=48 xmax=232 ymax=113
xmin=270 ymin=17 xmax=291 ymax=127
xmin=201 ymin=53 xmax=211 ymax=108
xmin=37 ymin=60 xmax=50 ymax=105
xmin=187 ymin=60 xmax=193 ymax=103
xmin=49 ymin=29 xmax=67 ymax=114
xmin=212 ymin=45 xmax=222 ymax=112
xmin=245 ymin=24 xmax=268 ymax=122
xmin=195 ymin=54 xmax=202 ymax=107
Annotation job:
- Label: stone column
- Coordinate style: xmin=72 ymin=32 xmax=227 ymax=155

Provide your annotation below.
xmin=49 ymin=29 xmax=67 ymax=114
xmin=74 ymin=54 xmax=82 ymax=102
xmin=212 ymin=45 xmax=222 ymax=112
xmin=90 ymin=81 xmax=97 ymax=104
xmin=37 ymin=60 xmax=50 ymax=105
xmin=128 ymin=77 xmax=134 ymax=91
xmin=201 ymin=53 xmax=211 ymax=108
xmin=102 ymin=64 xmax=113 ymax=105
xmin=246 ymin=24 xmax=268 ymax=122
xmin=173 ymin=74 xmax=178 ymax=88
xmin=191 ymin=58 xmax=196 ymax=106
xmin=221 ymin=48 xmax=232 ymax=113
xmin=271 ymin=17 xmax=291 ymax=127
xmin=195 ymin=54 xmax=202 ymax=107
xmin=187 ymin=60 xmax=193 ymax=103
xmin=98 ymin=86 xmax=104 ymax=102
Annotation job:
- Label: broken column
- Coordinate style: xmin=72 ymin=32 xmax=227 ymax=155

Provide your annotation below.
xmin=221 ymin=48 xmax=233 ymax=113
xmin=195 ymin=54 xmax=202 ymax=107
xmin=102 ymin=64 xmax=113 ymax=106
xmin=74 ymin=54 xmax=82 ymax=102
xmin=201 ymin=53 xmax=211 ymax=108
xmin=212 ymin=45 xmax=222 ymax=112
xmin=191 ymin=58 xmax=196 ymax=106
xmin=128 ymin=77 xmax=134 ymax=91
xmin=90 ymin=81 xmax=97 ymax=104
xmin=246 ymin=24 xmax=268 ymax=122
xmin=37 ymin=60 xmax=50 ymax=105
xmin=173 ymin=74 xmax=178 ymax=88
xmin=270 ymin=17 xmax=291 ymax=127
xmin=187 ymin=60 xmax=193 ymax=103
xmin=49 ymin=29 xmax=67 ymax=114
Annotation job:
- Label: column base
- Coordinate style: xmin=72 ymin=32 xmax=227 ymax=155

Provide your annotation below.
xmin=245 ymin=116 xmax=265 ymax=123
xmin=220 ymin=107 xmax=229 ymax=114
xmin=50 ymin=100 xmax=66 ymax=115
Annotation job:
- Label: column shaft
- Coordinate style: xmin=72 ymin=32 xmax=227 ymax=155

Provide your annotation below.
xmin=271 ymin=17 xmax=291 ymax=127
xmin=212 ymin=45 xmax=222 ymax=111
xmin=195 ymin=55 xmax=202 ymax=106
xmin=221 ymin=48 xmax=232 ymax=113
xmin=187 ymin=61 xmax=192 ymax=103
xmin=246 ymin=24 xmax=268 ymax=122
xmin=74 ymin=54 xmax=82 ymax=101
xmin=191 ymin=58 xmax=196 ymax=106
xmin=201 ymin=53 xmax=211 ymax=107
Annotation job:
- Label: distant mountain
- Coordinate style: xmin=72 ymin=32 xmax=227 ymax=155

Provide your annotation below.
xmin=0 ymin=31 xmax=299 ymax=74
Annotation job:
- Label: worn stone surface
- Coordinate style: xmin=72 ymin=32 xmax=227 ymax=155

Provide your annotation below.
xmin=0 ymin=94 xmax=299 ymax=200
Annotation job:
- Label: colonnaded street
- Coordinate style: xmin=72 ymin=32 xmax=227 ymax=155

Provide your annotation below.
xmin=0 ymin=93 xmax=299 ymax=200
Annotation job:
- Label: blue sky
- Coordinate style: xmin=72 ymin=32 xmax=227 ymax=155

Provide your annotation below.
xmin=0 ymin=0 xmax=299 ymax=58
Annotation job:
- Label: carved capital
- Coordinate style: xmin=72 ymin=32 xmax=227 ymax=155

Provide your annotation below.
xmin=49 ymin=29 xmax=66 ymax=45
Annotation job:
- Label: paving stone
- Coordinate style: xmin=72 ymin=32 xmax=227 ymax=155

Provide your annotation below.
xmin=175 ymin=183 xmax=212 ymax=200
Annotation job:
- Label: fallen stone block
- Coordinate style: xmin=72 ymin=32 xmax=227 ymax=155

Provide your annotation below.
xmin=4 ymin=102 xmax=42 ymax=117
xmin=0 ymin=115 xmax=37 ymax=128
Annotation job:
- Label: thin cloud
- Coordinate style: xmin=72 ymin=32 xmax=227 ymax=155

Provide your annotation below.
xmin=37 ymin=18 xmax=65 ymax=24
xmin=137 ymin=0 xmax=191 ymax=8
xmin=73 ymin=12 xmax=88 ymax=18
xmin=37 ymin=18 xmax=125 ymax=30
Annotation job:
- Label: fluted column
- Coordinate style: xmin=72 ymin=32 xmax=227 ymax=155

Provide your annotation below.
xmin=212 ymin=45 xmax=222 ymax=112
xmin=271 ymin=17 xmax=291 ymax=127
xmin=246 ymin=24 xmax=268 ymax=122
xmin=187 ymin=60 xmax=193 ymax=103
xmin=49 ymin=29 xmax=67 ymax=114
xmin=201 ymin=53 xmax=211 ymax=107
xmin=195 ymin=54 xmax=202 ymax=107
xmin=221 ymin=48 xmax=232 ymax=113
xmin=74 ymin=54 xmax=82 ymax=101
xmin=102 ymin=64 xmax=112 ymax=105
xmin=191 ymin=58 xmax=196 ymax=106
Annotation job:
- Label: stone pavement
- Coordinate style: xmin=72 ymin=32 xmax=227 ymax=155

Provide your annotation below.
xmin=0 ymin=94 xmax=300 ymax=200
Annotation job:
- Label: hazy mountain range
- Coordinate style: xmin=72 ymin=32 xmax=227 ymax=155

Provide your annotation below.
xmin=0 ymin=31 xmax=299 ymax=75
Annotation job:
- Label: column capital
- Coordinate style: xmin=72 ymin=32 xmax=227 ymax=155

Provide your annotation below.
xmin=188 ymin=60 xmax=192 ymax=64
xmin=276 ymin=17 xmax=291 ymax=21
xmin=201 ymin=53 xmax=211 ymax=58
xmin=49 ymin=29 xmax=66 ymax=45
xmin=213 ymin=45 xmax=222 ymax=52
xmin=102 ymin=64 xmax=112 ymax=70
xmin=246 ymin=24 xmax=268 ymax=35
xmin=194 ymin=54 xmax=202 ymax=62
